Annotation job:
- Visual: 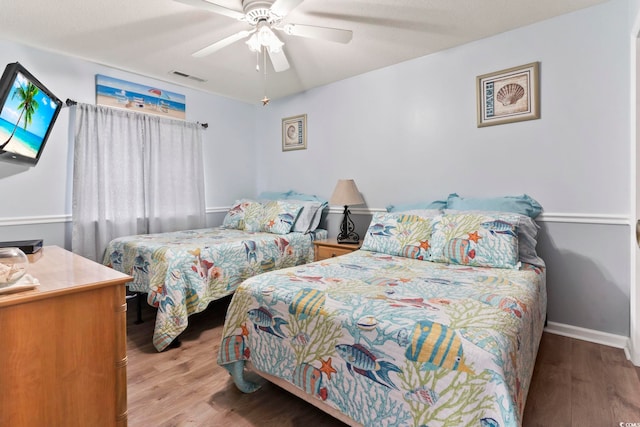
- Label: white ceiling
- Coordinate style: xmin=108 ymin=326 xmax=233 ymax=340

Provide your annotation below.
xmin=0 ymin=0 xmax=609 ymax=104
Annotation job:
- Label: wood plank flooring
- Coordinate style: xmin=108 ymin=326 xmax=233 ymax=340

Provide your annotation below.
xmin=126 ymin=298 xmax=640 ymax=427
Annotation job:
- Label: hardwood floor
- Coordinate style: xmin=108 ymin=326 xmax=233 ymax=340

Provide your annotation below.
xmin=523 ymin=333 xmax=640 ymax=426
xmin=126 ymin=298 xmax=640 ymax=427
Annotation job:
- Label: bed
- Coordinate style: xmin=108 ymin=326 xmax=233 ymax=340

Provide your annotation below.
xmin=217 ymin=204 xmax=546 ymax=426
xmin=103 ymin=195 xmax=327 ymax=351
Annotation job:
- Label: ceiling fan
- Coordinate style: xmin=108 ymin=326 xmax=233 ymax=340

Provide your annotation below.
xmin=175 ymin=0 xmax=353 ymax=72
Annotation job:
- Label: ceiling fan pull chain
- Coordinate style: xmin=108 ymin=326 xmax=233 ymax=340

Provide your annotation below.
xmin=263 ymin=46 xmax=268 ymax=94
xmin=262 ymin=46 xmax=270 ymax=106
xmin=263 ymin=47 xmax=267 ymax=81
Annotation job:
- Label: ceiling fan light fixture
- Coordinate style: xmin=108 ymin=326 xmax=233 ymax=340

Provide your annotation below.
xmin=258 ymin=24 xmax=283 ymax=49
xmin=246 ymin=34 xmax=262 ymax=52
xmin=246 ymin=22 xmax=283 ymax=53
xmin=267 ymin=39 xmax=283 ymax=54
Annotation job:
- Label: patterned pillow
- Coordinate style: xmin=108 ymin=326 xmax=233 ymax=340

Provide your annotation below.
xmin=241 ymin=201 xmax=267 ymax=232
xmin=244 ymin=200 xmax=303 ymax=234
xmin=430 ymin=212 xmax=520 ymax=269
xmin=361 ymin=212 xmax=436 ymax=260
xmin=222 ymin=199 xmax=260 ymax=229
xmin=445 ymin=209 xmax=544 ymax=267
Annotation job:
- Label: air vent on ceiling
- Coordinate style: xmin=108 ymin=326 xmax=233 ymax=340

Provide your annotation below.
xmin=170 ymin=70 xmax=207 ymax=83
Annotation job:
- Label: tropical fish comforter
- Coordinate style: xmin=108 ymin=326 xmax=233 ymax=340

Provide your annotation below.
xmin=103 ymin=227 xmax=327 ymax=351
xmin=217 ymin=250 xmax=546 ymax=427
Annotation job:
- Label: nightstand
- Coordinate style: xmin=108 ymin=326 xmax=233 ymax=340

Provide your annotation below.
xmin=313 ymin=238 xmax=362 ymax=261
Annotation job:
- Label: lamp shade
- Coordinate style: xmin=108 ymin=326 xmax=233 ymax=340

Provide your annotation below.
xmin=330 ymin=179 xmax=364 ymax=206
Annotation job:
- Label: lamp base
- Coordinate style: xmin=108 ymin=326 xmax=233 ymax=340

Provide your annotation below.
xmin=337 ymin=206 xmax=359 ymax=244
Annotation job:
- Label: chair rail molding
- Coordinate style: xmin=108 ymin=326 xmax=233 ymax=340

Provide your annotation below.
xmin=0 ymin=209 xmax=631 ymax=227
xmin=0 ymin=214 xmax=71 ymax=227
xmin=331 ymin=207 xmax=631 ymax=226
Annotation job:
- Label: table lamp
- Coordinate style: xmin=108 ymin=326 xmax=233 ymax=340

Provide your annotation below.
xmin=330 ymin=179 xmax=365 ymax=244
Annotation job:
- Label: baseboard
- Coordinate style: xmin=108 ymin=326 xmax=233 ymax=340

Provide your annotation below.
xmin=545 ymin=321 xmax=631 ymax=357
xmin=628 ymin=338 xmax=640 ymax=366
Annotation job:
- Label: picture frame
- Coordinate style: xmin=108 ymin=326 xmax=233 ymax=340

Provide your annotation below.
xmin=96 ymin=74 xmax=186 ymax=120
xmin=476 ymin=62 xmax=540 ymax=127
xmin=282 ymin=114 xmax=307 ymax=151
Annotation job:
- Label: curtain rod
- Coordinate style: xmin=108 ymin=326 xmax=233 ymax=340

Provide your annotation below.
xmin=63 ymin=98 xmax=208 ymax=129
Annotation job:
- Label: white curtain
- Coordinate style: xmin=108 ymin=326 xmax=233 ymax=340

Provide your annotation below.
xmin=72 ymin=103 xmax=205 ymax=261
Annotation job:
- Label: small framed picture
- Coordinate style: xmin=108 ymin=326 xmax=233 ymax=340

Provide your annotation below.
xmin=476 ymin=62 xmax=540 ymax=127
xmin=282 ymin=114 xmax=307 ymax=151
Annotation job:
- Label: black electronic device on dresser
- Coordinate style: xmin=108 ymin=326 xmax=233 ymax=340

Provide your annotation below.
xmin=0 ymin=239 xmax=43 ymax=254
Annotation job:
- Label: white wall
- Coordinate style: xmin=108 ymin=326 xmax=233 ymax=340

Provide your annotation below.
xmin=254 ymin=0 xmax=635 ymax=339
xmin=0 ymin=40 xmax=257 ymax=246
xmin=629 ymin=0 xmax=640 ymax=365
xmin=256 ymin=1 xmax=630 ymax=213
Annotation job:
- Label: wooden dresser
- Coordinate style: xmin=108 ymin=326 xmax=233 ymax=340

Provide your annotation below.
xmin=0 ymin=246 xmax=132 ymax=427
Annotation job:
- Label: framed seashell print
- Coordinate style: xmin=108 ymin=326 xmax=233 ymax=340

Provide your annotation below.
xmin=476 ymin=62 xmax=540 ymax=127
xmin=282 ymin=114 xmax=307 ymax=151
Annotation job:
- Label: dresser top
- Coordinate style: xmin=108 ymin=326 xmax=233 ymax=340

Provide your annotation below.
xmin=0 ymin=246 xmax=132 ymax=307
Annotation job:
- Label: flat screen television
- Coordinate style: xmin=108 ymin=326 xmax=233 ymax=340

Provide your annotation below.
xmin=0 ymin=62 xmax=62 ymax=166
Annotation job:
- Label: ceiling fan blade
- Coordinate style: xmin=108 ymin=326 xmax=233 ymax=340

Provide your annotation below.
xmin=270 ymin=0 xmax=304 ymax=17
xmin=173 ymin=0 xmax=245 ymax=20
xmin=267 ymin=48 xmax=290 ymax=72
xmin=280 ymin=23 xmax=352 ymax=44
xmin=193 ymin=30 xmax=253 ymax=57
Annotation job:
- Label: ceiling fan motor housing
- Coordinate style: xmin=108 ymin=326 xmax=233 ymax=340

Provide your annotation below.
xmin=242 ymin=0 xmax=281 ymax=25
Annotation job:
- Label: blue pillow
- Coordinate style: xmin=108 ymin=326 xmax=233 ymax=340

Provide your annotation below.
xmin=258 ymin=190 xmax=328 ymax=205
xmin=287 ymin=191 xmax=328 ymax=205
xmin=258 ymin=190 xmax=294 ymax=200
xmin=446 ymin=193 xmax=542 ymax=219
xmin=386 ymin=199 xmax=447 ymax=212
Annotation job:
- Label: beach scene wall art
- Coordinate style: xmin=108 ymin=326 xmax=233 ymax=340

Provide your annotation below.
xmin=96 ymin=74 xmax=186 ymax=120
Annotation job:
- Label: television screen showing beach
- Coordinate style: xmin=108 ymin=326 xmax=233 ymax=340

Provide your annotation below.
xmin=0 ymin=72 xmax=59 ymax=159
xmin=95 ymin=74 xmax=186 ymax=120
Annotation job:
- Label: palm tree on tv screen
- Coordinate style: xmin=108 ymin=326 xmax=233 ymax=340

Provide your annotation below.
xmin=0 ymin=81 xmax=40 ymax=150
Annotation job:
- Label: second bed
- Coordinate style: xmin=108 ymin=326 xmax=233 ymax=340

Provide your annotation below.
xmin=217 ymin=208 xmax=546 ymax=426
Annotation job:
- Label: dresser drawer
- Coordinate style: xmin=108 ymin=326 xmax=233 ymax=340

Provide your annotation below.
xmin=316 ymin=245 xmax=353 ymax=260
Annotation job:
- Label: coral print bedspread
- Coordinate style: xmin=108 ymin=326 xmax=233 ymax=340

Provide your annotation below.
xmin=103 ymin=227 xmax=326 ymax=351
xmin=217 ymin=250 xmax=546 ymax=427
